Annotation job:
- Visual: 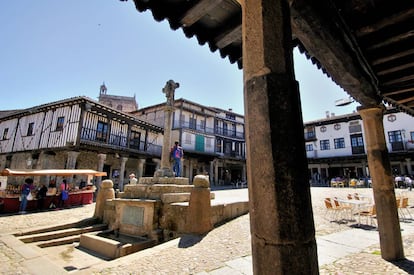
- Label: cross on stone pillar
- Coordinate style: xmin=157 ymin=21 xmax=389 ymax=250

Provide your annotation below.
xmin=154 ymin=80 xmax=180 ymax=178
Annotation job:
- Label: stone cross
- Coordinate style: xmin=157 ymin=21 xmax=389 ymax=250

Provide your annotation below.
xmin=154 ymin=80 xmax=180 ymax=177
xmin=162 ymin=80 xmax=179 ymax=106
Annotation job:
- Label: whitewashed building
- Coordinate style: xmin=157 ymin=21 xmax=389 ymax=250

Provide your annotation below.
xmin=304 ymin=108 xmax=414 ymax=185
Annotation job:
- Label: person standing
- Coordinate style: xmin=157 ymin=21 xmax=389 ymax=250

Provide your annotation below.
xmin=171 ymin=141 xmax=183 ymax=177
xmin=19 ymin=178 xmax=34 ymax=214
xmin=129 ymin=173 xmax=138 ymax=185
xmin=36 ymin=184 xmax=48 ymax=210
xmin=58 ymin=179 xmax=69 ymax=209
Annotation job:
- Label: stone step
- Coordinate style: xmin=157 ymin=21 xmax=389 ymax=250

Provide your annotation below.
xmin=13 ymin=217 xmax=100 ymax=237
xmin=36 ymin=234 xmax=81 ymax=248
xmin=17 ymin=223 xmax=108 ymax=243
xmin=161 ymin=192 xmax=216 ymax=204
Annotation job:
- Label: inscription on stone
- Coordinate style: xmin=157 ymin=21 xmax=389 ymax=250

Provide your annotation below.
xmin=122 ymin=206 xmax=144 ymax=226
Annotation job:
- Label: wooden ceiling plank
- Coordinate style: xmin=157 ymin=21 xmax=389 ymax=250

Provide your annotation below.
xmin=356 ymin=8 xmax=414 ymax=37
xmin=289 ymin=0 xmax=380 ymax=106
xmin=377 ymin=62 xmax=414 ymax=76
xmin=397 ymin=96 xmax=414 ymax=104
xmin=180 ymin=0 xmax=223 ymax=27
xmin=215 ymin=25 xmax=242 ymax=48
xmin=367 ymin=30 xmax=414 ymax=51
xmin=372 ymin=49 xmax=414 ymax=66
xmin=382 ymin=87 xmax=414 ymax=96
xmin=383 ymin=75 xmax=414 ymax=86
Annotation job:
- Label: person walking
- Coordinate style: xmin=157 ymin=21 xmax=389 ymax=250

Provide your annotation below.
xmin=19 ymin=178 xmax=34 ymax=214
xmin=171 ymin=141 xmax=183 ymax=177
xmin=36 ymin=184 xmax=48 ymax=210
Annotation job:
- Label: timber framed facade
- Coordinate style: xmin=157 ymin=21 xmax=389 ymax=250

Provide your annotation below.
xmin=0 ymin=96 xmax=163 ymax=189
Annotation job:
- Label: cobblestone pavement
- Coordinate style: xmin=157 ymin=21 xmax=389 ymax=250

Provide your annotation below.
xmin=1 ymin=188 xmax=414 ymax=274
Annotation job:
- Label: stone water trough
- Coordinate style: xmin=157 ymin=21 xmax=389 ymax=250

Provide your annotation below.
xmin=79 ymin=175 xmax=249 ymax=259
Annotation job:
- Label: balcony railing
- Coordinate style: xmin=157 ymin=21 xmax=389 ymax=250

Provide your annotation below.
xmin=80 ymin=127 xmax=161 ymax=155
xmin=175 ymin=121 xmax=215 ymax=134
xmin=215 ymin=127 xmax=244 ymax=139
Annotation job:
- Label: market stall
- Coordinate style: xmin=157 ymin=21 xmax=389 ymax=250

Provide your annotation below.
xmin=0 ymin=168 xmax=107 ymax=213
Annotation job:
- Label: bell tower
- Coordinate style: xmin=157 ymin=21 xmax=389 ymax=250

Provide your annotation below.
xmin=100 ymin=82 xmax=107 ymax=95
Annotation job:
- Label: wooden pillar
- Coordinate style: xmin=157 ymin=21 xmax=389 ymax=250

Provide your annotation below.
xmin=358 ymin=106 xmax=404 ymax=260
xmin=242 ymin=0 xmax=318 ymax=273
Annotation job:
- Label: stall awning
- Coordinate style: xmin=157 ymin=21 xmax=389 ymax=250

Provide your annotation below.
xmin=0 ymin=168 xmax=107 ymax=177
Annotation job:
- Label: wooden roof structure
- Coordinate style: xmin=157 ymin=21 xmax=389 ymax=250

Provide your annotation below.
xmin=131 ymin=0 xmax=414 ymax=116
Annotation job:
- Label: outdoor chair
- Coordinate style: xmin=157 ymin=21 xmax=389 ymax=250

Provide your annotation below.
xmin=398 ymin=197 xmax=413 ymax=221
xmin=358 ymin=205 xmax=377 ymax=227
xmin=333 ymin=197 xmax=353 ymax=220
xmin=324 ymin=198 xmax=342 ymax=221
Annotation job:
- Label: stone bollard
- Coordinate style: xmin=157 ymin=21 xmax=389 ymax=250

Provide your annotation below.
xmin=93 ymin=179 xmax=115 ymax=220
xmin=185 ymin=175 xmax=212 ymax=234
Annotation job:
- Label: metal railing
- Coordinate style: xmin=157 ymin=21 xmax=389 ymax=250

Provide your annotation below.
xmin=80 ymin=127 xmax=161 ymax=155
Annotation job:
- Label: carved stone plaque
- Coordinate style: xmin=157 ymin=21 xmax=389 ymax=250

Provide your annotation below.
xmin=121 ymin=206 xmax=144 ymax=226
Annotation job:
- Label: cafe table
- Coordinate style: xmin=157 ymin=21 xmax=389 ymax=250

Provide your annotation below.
xmin=337 ymin=198 xmax=371 ymax=226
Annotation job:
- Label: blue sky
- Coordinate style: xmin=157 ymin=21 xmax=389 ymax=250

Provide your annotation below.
xmin=0 ymin=0 xmax=359 ymax=122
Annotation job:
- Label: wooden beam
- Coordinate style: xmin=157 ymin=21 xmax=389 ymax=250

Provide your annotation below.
xmin=180 ymin=0 xmax=223 ymax=27
xmin=289 ymin=0 xmax=381 ymax=106
xmin=356 ymin=8 xmax=414 ymax=37
xmin=382 ymin=87 xmax=414 ymax=96
xmin=397 ymin=96 xmax=414 ymax=104
xmin=377 ymin=62 xmax=414 ymax=76
xmin=372 ymin=49 xmax=414 ymax=66
xmin=215 ymin=25 xmax=242 ymax=48
xmin=383 ymin=75 xmax=414 ymax=86
xmin=366 ymin=31 xmax=414 ymax=51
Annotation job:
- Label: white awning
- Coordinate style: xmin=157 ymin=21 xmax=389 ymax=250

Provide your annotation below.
xmin=0 ymin=168 xmax=107 ymax=177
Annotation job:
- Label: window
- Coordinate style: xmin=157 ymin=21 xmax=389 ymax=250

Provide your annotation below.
xmin=96 ymin=121 xmax=108 ymax=142
xmin=306 ymin=144 xmax=313 ymax=151
xmin=199 ymin=120 xmax=205 ymax=130
xmin=206 ymin=137 xmax=213 ymax=148
xmin=320 ymin=139 xmax=330 ymax=150
xmin=334 ymin=138 xmax=345 ymax=149
xmin=184 ymin=133 xmax=192 ymax=144
xmin=2 ymin=128 xmax=9 ymax=140
xmin=388 ymin=130 xmax=403 ymax=143
xmin=27 ymin=122 xmax=35 ymax=136
xmin=231 ymin=124 xmax=236 ymax=137
xmin=56 ymin=117 xmax=65 ymax=131
xmin=223 ymin=122 xmax=228 ymax=136
xmin=350 ymin=134 xmax=365 ymax=154
xmin=129 ymin=131 xmax=141 ymax=150
xmin=304 ymin=126 xmax=315 ymax=140
xmin=226 ymin=113 xmax=235 ymax=120
xmin=216 ymin=138 xmax=222 ymax=153
xmin=388 ymin=130 xmax=404 ymax=151
xmin=189 ymin=117 xmax=196 ymax=130
xmin=411 ymin=131 xmax=414 ymax=141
